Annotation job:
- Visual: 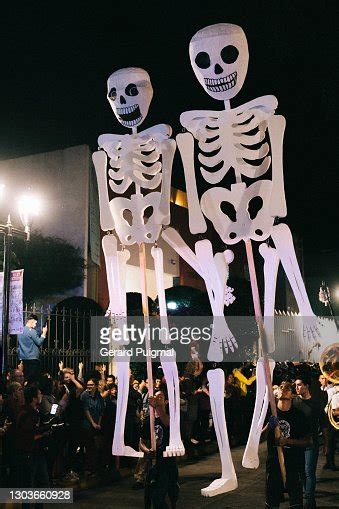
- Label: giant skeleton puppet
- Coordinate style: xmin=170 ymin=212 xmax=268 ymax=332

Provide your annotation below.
xmin=92 ymin=68 xmax=185 ymax=458
xmin=162 ymin=23 xmax=320 ymax=496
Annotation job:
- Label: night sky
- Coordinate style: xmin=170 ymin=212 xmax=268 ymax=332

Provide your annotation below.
xmin=0 ymin=1 xmax=338 ymax=254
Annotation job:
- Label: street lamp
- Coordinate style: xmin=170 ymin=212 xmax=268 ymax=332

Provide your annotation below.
xmin=0 ymin=187 xmax=41 ymax=374
xmin=319 ymin=281 xmax=339 ymax=332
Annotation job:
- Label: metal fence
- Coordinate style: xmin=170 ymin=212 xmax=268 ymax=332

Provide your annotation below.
xmin=7 ymin=304 xmax=101 ymax=375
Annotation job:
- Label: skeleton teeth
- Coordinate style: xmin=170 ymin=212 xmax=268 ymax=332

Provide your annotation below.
xmin=204 ymin=72 xmax=237 ymax=92
xmin=116 ymin=104 xmax=138 ymax=115
xmin=122 ymin=115 xmax=143 ymax=127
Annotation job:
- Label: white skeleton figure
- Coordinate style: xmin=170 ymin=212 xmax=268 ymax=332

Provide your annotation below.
xmin=93 ymin=67 xmax=184 ymax=458
xmin=166 ymin=23 xmax=320 ymax=496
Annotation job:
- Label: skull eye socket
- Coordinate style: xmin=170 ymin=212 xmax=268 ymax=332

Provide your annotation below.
xmin=108 ymin=87 xmax=117 ymax=101
xmin=125 ymin=83 xmax=139 ymax=97
xmin=220 ymin=45 xmax=239 ymax=64
xmin=195 ymin=52 xmax=210 ymax=69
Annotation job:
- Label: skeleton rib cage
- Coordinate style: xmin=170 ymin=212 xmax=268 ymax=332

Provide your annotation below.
xmin=99 ymin=131 xmax=165 ymax=194
xmin=180 ymin=97 xmax=284 ymax=245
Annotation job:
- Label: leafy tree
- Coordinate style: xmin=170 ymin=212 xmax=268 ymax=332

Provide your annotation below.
xmin=0 ymin=233 xmax=85 ymax=303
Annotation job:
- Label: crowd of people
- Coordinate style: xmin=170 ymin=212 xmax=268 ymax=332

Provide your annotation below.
xmin=0 ymin=357 xmax=258 ymax=485
xmin=0 ymin=314 xmax=337 ymax=509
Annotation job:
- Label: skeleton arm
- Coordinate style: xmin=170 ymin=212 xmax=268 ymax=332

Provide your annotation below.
xmin=176 ymin=132 xmax=207 ymax=234
xmin=267 ymin=115 xmax=287 ymax=218
xmin=92 ymin=151 xmax=115 ymax=231
xmin=157 ymin=138 xmax=176 ymax=225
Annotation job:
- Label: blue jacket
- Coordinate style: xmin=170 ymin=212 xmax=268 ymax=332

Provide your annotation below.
xmin=18 ymin=326 xmax=45 ymax=360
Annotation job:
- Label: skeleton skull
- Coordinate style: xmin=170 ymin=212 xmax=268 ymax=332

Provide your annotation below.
xmin=107 ymin=67 xmax=153 ymax=129
xmin=189 ymin=23 xmax=249 ymax=101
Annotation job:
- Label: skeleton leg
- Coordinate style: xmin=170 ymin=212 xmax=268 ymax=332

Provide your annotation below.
xmin=151 ymin=246 xmax=185 ymax=457
xmin=162 ymin=229 xmax=236 ymax=360
xmin=201 ymin=369 xmax=237 ymax=497
xmin=259 ymin=243 xmax=280 ymax=353
xmin=176 ymin=133 xmax=207 ymax=234
xmin=92 ymin=151 xmax=115 ymax=231
xmin=112 ymin=361 xmax=143 ymax=458
xmin=271 ymin=223 xmax=320 ymax=340
xmin=160 ymin=354 xmax=185 ymax=457
xmin=102 ymin=236 xmax=142 ymax=457
xmin=242 ymin=357 xmax=275 ymax=468
xmin=102 ymin=235 xmax=130 ymax=319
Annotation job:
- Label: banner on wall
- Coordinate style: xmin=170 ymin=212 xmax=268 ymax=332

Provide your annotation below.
xmin=0 ymin=269 xmax=24 ymax=337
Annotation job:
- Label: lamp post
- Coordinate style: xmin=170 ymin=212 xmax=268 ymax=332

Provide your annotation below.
xmin=319 ymin=281 xmax=339 ymax=332
xmin=0 ymin=190 xmax=40 ymax=375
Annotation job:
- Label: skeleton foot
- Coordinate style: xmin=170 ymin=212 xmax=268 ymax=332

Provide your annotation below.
xmin=112 ymin=442 xmax=144 ymax=458
xmin=163 ymin=443 xmax=185 ymax=457
xmin=242 ymin=444 xmax=260 ymax=469
xmin=201 ymin=477 xmax=238 ymax=497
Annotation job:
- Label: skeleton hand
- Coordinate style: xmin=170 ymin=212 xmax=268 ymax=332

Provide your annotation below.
xmin=208 ymin=316 xmax=237 ymax=362
xmin=224 ymin=285 xmax=235 ymax=306
xmin=302 ymin=314 xmax=322 ymax=341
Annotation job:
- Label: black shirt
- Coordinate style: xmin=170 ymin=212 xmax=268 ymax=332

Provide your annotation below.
xmin=267 ymin=405 xmax=309 ymax=471
xmin=140 ymin=416 xmax=173 ymax=464
xmin=293 ymin=396 xmax=326 ymax=443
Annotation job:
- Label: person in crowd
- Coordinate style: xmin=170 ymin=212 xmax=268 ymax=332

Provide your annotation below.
xmin=2 ymin=382 xmax=24 ymax=423
xmin=100 ymin=374 xmax=116 ymax=400
xmin=132 ymin=378 xmax=151 ymax=489
xmin=101 ymin=383 xmax=119 ymax=477
xmin=140 ymin=379 xmax=149 ymax=419
xmin=233 ymin=364 xmax=256 ymax=443
xmin=191 ymin=377 xmax=211 ymax=444
xmin=154 ymin=378 xmax=163 ymax=391
xmin=323 ymin=384 xmax=338 ymax=471
xmin=124 ymin=374 xmax=143 ymax=454
xmin=133 ymin=379 xmax=140 ymax=392
xmin=263 ymin=381 xmax=312 ymax=509
xmin=224 ymin=373 xmax=241 ymax=446
xmin=18 ymin=314 xmax=47 ymax=381
xmin=140 ymin=390 xmax=180 ymax=509
xmin=181 ymin=362 xmax=203 ymax=448
xmin=15 ymin=386 xmax=51 ymax=494
xmin=6 ymin=367 xmax=25 ymax=387
xmin=294 ymin=377 xmax=327 ymax=509
xmin=318 ymin=373 xmax=332 ymax=470
xmin=80 ymin=377 xmax=105 ymax=476
xmin=1 ymin=381 xmax=24 ymax=485
xmin=60 ymin=370 xmax=84 ymax=481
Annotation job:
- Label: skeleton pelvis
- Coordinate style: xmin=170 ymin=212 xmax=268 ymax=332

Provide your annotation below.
xmin=201 ymin=181 xmax=274 ymax=244
xmin=110 ymin=192 xmax=163 ymax=245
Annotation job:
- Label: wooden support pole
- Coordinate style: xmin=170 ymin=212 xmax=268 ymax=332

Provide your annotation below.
xmin=245 ymin=239 xmax=286 ymax=486
xmin=139 ymin=242 xmax=156 ymax=452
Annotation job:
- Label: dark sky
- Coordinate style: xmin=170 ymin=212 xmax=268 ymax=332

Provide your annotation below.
xmin=0 ymin=1 xmax=338 ymax=253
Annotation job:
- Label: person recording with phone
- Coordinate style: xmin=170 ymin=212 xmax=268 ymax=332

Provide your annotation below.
xmin=17 ymin=314 xmax=47 ymax=381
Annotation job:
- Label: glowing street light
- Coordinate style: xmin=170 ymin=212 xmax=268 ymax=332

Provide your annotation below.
xmin=0 ymin=185 xmax=41 ymax=374
xmin=17 ymin=194 xmax=41 ymax=240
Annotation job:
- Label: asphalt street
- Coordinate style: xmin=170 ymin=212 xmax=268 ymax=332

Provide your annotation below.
xmin=45 ymin=442 xmax=338 ymax=509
